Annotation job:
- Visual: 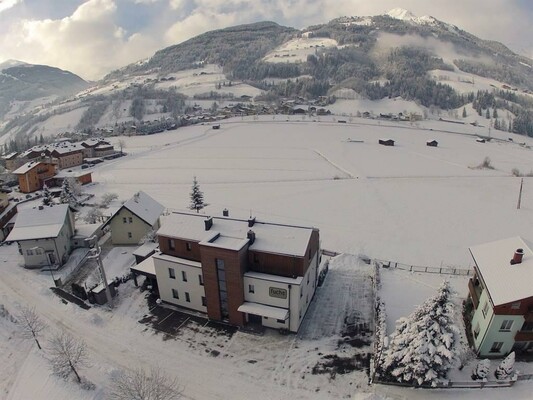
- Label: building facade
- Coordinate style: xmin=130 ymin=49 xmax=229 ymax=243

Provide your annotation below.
xmin=104 ymin=191 xmax=164 ymax=245
xmin=151 ymin=212 xmax=320 ymax=332
xmin=6 ymin=204 xmax=75 ymax=268
xmin=13 ymin=161 xmax=56 ymax=193
xmin=468 ymin=237 xmax=533 ymax=357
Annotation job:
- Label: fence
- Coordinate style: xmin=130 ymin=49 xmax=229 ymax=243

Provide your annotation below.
xmin=375 ymin=259 xmax=473 ymax=277
xmin=375 ymin=378 xmax=518 ymax=389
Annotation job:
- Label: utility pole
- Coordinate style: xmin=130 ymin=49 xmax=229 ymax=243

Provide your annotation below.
xmin=86 ymin=236 xmax=113 ymax=308
xmin=517 ymin=178 xmax=524 ymax=210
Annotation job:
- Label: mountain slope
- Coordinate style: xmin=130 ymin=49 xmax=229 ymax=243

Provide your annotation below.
xmin=0 ymin=63 xmax=89 ymax=115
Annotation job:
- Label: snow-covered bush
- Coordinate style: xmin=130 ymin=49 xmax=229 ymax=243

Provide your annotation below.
xmin=471 ymin=359 xmax=490 ymax=381
xmin=495 ymin=352 xmax=515 ymax=380
xmin=379 ymin=281 xmax=458 ymax=387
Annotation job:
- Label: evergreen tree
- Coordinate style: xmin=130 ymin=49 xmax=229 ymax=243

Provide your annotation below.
xmin=59 ymin=179 xmax=78 ymax=206
xmin=485 ymin=108 xmax=490 ymax=119
xmin=462 ymin=107 xmax=467 ymax=118
xmin=472 ymin=359 xmax=491 ymax=381
xmin=189 ymin=176 xmax=207 ymax=213
xmin=41 ymin=184 xmax=53 ymax=206
xmin=493 ymin=108 xmax=498 ymax=119
xmin=495 ymin=352 xmax=515 ymax=380
xmin=380 ymin=281 xmax=457 ymax=387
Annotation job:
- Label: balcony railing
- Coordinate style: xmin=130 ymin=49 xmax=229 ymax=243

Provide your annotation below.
xmin=468 ymin=278 xmax=482 ymax=309
xmin=515 ymin=330 xmax=533 ymax=342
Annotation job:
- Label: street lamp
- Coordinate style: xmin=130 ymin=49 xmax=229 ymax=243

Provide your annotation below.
xmin=85 ymin=235 xmax=113 ymax=308
xmin=31 ymin=246 xmax=57 ymax=287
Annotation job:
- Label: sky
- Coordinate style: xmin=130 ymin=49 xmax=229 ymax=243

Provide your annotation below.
xmin=0 ymin=0 xmax=531 ymax=80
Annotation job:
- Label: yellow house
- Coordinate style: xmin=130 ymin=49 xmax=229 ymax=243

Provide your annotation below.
xmin=104 ymin=191 xmax=164 ymax=245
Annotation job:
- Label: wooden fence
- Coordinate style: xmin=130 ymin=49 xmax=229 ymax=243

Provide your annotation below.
xmin=374 ymin=259 xmax=473 ymax=277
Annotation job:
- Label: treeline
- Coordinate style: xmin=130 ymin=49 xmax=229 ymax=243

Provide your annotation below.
xmin=454 ymin=59 xmax=533 ymax=91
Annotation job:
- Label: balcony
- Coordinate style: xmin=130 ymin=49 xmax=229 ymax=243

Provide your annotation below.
xmin=468 ymin=278 xmax=482 ymax=309
xmin=515 ymin=330 xmax=533 ymax=342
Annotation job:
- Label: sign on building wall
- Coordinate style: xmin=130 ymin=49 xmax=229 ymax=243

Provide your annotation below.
xmin=269 ymin=287 xmax=287 ymax=299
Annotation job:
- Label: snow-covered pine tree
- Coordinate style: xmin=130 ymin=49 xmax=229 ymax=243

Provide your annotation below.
xmin=380 ymin=281 xmax=457 ymax=387
xmin=471 ymin=359 xmax=490 ymax=381
xmin=189 ymin=176 xmax=207 ymax=213
xmin=495 ymin=351 xmax=515 ymax=380
xmin=59 ymin=179 xmax=78 ymax=207
xmin=41 ymin=184 xmax=53 ymax=206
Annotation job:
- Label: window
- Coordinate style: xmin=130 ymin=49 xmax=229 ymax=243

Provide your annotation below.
xmin=36 ymin=248 xmax=43 ymax=255
xmin=169 ymin=239 xmax=175 ymax=250
xmin=473 ymin=323 xmax=480 ymax=338
xmin=172 ymin=289 xmax=179 ymax=299
xmin=511 ymin=301 xmax=521 ymax=310
xmin=168 ymin=268 xmax=175 ymax=279
xmin=500 ymin=320 xmax=513 ymax=332
xmin=490 ymin=342 xmax=503 ymax=353
xmin=482 ymin=302 xmax=489 ymax=318
xmin=199 ymin=274 xmax=204 ymax=286
xmin=26 ymin=249 xmax=34 ymax=255
xmin=522 ymin=321 xmax=533 ymax=332
xmin=128 ymin=217 xmax=133 ymax=223
xmin=185 ymin=292 xmax=190 ymax=302
xmin=277 ymin=319 xmax=285 ymax=324
xmin=122 ymin=217 xmax=127 ymax=223
xmin=186 ymin=242 xmax=192 ymax=251
xmin=248 ymin=284 xmax=255 ymax=294
xmin=201 ymin=296 xmax=207 ymax=306
xmin=182 ymin=271 xmax=187 ymax=282
xmin=127 ymin=232 xmax=132 ymax=239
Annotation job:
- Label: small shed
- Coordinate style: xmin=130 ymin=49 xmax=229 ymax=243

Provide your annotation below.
xmin=212 ymin=124 xmax=220 ymax=130
xmin=89 ymin=280 xmax=117 ymax=305
xmin=378 ymin=139 xmax=395 ymax=146
xmin=426 ymin=140 xmax=438 ymax=147
xmin=476 ymin=138 xmax=486 ymax=143
xmin=133 ymin=242 xmax=158 ymax=264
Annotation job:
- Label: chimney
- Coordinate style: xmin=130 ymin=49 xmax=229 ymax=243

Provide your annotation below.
xmin=204 ymin=216 xmax=213 ymax=231
xmin=223 ymin=208 xmax=229 ymax=217
xmin=511 ymin=248 xmax=524 ymax=265
xmin=248 ymin=216 xmax=256 ymax=227
xmin=247 ymin=230 xmax=256 ymax=245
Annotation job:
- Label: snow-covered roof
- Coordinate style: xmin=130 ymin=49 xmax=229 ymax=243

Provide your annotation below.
xmin=6 ymin=204 xmax=70 ymax=241
xmin=200 ymin=234 xmax=249 ymax=251
xmin=55 ymin=169 xmax=92 ymax=178
xmin=2 ymin=152 xmax=18 ymax=160
xmin=469 ymin=236 xmax=533 ymax=306
xmin=122 ymin=191 xmax=164 ymax=226
xmin=158 ymin=211 xmax=314 ymax=257
xmin=12 ymin=161 xmax=47 ymax=175
xmin=133 ymin=242 xmax=158 ymax=258
xmin=244 ymin=271 xmax=303 ymax=285
xmin=131 ymin=256 xmax=156 ymax=276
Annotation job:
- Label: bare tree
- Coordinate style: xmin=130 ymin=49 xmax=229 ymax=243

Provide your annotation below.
xmin=17 ymin=306 xmax=47 ymax=350
xmin=138 ymin=228 xmax=157 ymax=245
xmin=118 ymin=139 xmax=126 ymax=155
xmin=109 ymin=366 xmax=182 ymax=400
xmin=48 ymin=331 xmax=89 ymax=383
xmin=100 ymin=192 xmax=118 ymax=208
xmin=84 ymin=207 xmax=105 ymax=224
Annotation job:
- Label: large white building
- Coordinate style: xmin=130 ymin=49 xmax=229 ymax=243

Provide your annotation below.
xmin=468 ymin=237 xmax=533 ymax=357
xmin=134 ymin=211 xmax=320 ymax=332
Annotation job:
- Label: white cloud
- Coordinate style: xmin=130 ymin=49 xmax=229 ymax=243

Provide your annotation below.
xmin=0 ymin=0 xmax=20 ymax=13
xmin=0 ymin=0 xmax=530 ymax=81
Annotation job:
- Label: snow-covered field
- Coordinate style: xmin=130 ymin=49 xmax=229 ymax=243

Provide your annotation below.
xmin=2 ymin=115 xmax=533 ymax=399
xmin=263 ymin=37 xmax=339 ymax=63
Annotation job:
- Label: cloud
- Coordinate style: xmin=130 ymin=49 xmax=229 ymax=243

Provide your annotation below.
xmin=0 ymin=0 xmax=21 ymax=13
xmin=0 ymin=0 xmax=530 ymax=81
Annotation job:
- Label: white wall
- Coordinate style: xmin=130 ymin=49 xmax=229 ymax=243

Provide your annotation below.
xmin=154 ymin=255 xmax=207 ymax=313
xmin=110 ymin=208 xmax=152 ymax=245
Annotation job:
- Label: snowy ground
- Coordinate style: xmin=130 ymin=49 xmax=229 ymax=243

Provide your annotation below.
xmin=263 ymin=37 xmax=339 ymax=63
xmin=2 ymin=115 xmax=533 ymax=398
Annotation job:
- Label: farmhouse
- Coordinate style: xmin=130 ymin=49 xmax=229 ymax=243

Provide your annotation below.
xmin=468 ymin=237 xmax=533 ymax=357
xmin=6 ymin=204 xmax=75 ymax=269
xmin=104 ymin=191 xmax=164 ymax=245
xmin=12 ymin=161 xmax=56 ymax=193
xmin=144 ymin=211 xmax=320 ymax=333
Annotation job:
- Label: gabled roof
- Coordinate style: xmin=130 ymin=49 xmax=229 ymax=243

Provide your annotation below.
xmin=109 ymin=191 xmax=164 ymax=227
xmin=12 ymin=161 xmax=49 ymax=175
xmin=6 ymin=204 xmax=70 ymax=241
xmin=469 ymin=236 xmax=533 ymax=306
